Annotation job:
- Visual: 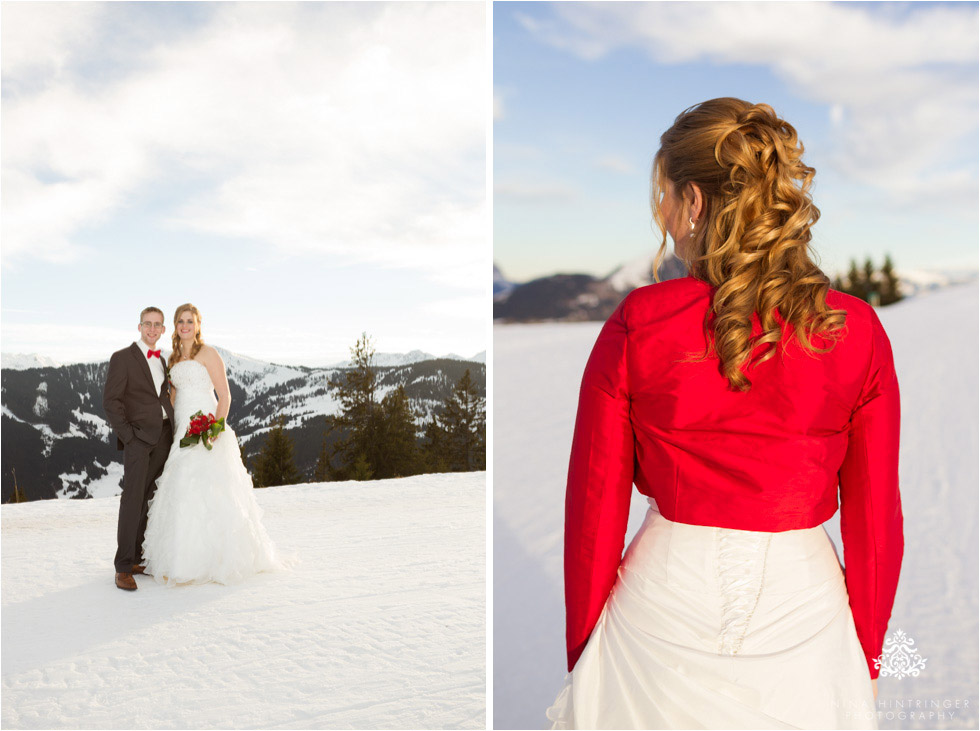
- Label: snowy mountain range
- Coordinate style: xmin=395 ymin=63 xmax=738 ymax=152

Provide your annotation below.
xmin=494 ymin=254 xmax=978 ymax=322
xmin=0 ymin=353 xmax=64 ymax=370
xmin=493 ymin=254 xmax=688 ymax=321
xmin=1 ymin=349 xmax=486 ymax=372
xmin=494 ymin=263 xmax=516 ymax=301
xmin=326 ymin=349 xmax=486 ymax=368
xmin=0 ymin=347 xmax=485 ymax=502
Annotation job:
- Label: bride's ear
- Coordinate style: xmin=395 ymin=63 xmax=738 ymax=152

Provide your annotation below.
xmin=686 ymin=182 xmax=704 ymax=220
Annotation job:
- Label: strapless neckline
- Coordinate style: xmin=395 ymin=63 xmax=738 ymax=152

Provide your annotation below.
xmin=171 ymin=359 xmax=207 ymax=372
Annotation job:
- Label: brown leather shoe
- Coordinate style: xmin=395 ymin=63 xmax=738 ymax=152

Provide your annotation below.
xmin=115 ymin=572 xmax=137 ymax=591
xmin=131 ymin=564 xmax=147 ymax=575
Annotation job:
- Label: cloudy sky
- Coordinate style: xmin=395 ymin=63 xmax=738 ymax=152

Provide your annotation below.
xmin=494 ymin=1 xmax=979 ymax=283
xmin=2 ymin=1 xmax=486 ymax=365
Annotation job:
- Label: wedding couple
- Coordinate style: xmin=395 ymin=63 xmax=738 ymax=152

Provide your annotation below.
xmin=102 ymin=304 xmax=282 ymax=591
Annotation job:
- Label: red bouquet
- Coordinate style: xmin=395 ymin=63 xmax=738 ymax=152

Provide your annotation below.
xmin=179 ymin=410 xmax=226 ymax=451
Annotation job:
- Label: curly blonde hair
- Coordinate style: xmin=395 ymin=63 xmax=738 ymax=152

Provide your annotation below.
xmin=168 ymin=303 xmax=204 ymax=370
xmin=651 ymin=97 xmax=847 ymax=391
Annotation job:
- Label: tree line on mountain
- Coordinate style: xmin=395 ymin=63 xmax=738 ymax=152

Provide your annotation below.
xmin=830 ymin=254 xmax=904 ymax=307
xmin=247 ymin=333 xmax=486 ymax=486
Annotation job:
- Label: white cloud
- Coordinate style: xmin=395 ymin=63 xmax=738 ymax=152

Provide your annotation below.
xmin=594 ymin=155 xmax=635 ymax=175
xmin=537 ymin=3 xmax=976 ymax=69
xmin=1 ymin=2 xmax=486 ymax=280
xmin=518 ymin=2 xmax=979 ymax=208
xmin=0 ymin=2 xmax=105 ymax=84
xmin=829 ymin=104 xmax=844 ymax=127
xmin=494 ymin=86 xmax=505 ymax=120
xmin=513 ymin=10 xmax=608 ymax=61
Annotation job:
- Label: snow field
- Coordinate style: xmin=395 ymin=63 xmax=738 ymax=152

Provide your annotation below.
xmin=2 ymin=473 xmax=486 ymax=729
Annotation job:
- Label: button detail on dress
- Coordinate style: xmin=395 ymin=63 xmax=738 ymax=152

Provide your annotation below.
xmin=715 ymin=527 xmax=772 ymax=655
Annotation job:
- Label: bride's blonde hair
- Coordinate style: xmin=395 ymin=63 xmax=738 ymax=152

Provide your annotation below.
xmin=168 ymin=303 xmax=204 ymax=370
xmin=650 ymin=97 xmax=847 ymax=392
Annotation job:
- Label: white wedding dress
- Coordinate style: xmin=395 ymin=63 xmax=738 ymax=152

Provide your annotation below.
xmin=547 ymin=499 xmax=878 ymax=729
xmin=142 ymin=359 xmax=282 ymax=586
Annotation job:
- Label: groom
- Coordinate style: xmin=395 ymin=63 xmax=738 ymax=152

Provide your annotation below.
xmin=102 ymin=306 xmax=176 ymax=591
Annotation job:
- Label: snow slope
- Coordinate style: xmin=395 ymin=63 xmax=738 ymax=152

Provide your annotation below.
xmin=0 ymin=354 xmax=62 ymax=370
xmin=2 ymin=473 xmax=485 ymax=729
xmin=493 ymin=281 xmax=979 ymax=730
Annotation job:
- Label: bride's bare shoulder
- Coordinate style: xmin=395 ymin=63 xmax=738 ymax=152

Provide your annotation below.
xmin=197 ymin=344 xmax=225 ymax=366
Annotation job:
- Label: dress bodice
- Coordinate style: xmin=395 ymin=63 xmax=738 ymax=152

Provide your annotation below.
xmin=170 ymin=359 xmax=219 ymax=430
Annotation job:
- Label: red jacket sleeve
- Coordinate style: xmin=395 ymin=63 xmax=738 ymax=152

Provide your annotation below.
xmin=564 ymin=298 xmax=635 ymax=671
xmin=838 ymin=309 xmax=904 ymax=680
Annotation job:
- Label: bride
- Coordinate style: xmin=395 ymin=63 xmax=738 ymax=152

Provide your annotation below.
xmin=548 ymin=99 xmax=901 ymax=729
xmin=140 ymin=303 xmax=282 ymax=586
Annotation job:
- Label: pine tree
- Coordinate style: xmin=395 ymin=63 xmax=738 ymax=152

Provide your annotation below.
xmin=350 ymin=452 xmax=374 ymax=481
xmin=313 ymin=437 xmax=332 ymax=482
xmin=253 ymin=416 xmax=301 ymax=488
xmin=880 ymin=254 xmax=903 ymax=306
xmin=328 ymin=333 xmax=381 ymax=480
xmin=375 ymin=385 xmax=423 ymax=479
xmin=437 ymin=369 xmax=486 ymax=472
xmin=863 ymin=257 xmax=879 ymax=306
xmin=846 ymin=259 xmax=863 ymax=300
xmin=422 ymin=417 xmax=450 ymax=473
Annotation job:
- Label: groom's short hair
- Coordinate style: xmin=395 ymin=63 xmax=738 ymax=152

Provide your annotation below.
xmin=140 ymin=306 xmax=164 ymax=323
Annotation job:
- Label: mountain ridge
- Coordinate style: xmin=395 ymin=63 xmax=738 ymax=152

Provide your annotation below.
xmin=1 ymin=351 xmax=485 ymax=502
xmin=494 ymin=255 xmax=978 ymax=322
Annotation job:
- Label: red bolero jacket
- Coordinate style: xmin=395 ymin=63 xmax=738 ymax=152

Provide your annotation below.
xmin=564 ymin=274 xmax=903 ymax=680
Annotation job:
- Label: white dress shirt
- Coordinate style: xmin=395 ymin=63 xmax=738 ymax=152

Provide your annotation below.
xmin=136 ymin=340 xmax=169 ymax=419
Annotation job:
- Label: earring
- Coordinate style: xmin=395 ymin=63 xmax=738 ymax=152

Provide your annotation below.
xmin=689 ymin=216 xmax=696 ymax=233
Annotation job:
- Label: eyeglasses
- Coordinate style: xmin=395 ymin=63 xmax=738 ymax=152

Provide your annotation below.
xmin=140 ymin=322 xmax=165 ymax=330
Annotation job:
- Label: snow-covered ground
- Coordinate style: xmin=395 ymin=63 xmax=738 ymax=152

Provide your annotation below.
xmin=2 ymin=473 xmax=485 ymax=729
xmin=494 ymin=281 xmax=979 ymax=730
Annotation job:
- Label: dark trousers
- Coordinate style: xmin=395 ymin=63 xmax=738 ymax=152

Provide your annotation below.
xmin=114 ymin=422 xmax=173 ymax=573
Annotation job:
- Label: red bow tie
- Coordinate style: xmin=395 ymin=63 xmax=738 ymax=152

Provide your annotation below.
xmin=147 ymin=350 xmax=161 ymax=359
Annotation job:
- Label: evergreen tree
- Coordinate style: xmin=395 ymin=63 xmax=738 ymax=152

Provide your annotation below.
xmin=375 ymin=385 xmax=423 ymax=479
xmin=880 ymin=254 xmax=903 ymax=306
xmin=313 ymin=437 xmax=332 ymax=482
xmin=437 ymin=369 xmax=487 ymax=472
xmin=350 ymin=452 xmax=374 ymax=481
xmin=422 ymin=417 xmax=450 ymax=473
xmin=328 ymin=332 xmax=381 ymax=480
xmin=863 ymin=256 xmax=879 ymax=305
xmin=253 ymin=416 xmax=301 ymax=488
xmin=846 ymin=259 xmax=863 ymax=300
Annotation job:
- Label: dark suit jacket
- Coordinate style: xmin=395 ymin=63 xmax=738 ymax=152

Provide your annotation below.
xmin=103 ymin=343 xmax=176 ymax=450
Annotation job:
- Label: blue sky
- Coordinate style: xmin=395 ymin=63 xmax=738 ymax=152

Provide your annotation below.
xmin=494 ymin=1 xmax=979 ymax=283
xmin=1 ymin=2 xmax=486 ymax=365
